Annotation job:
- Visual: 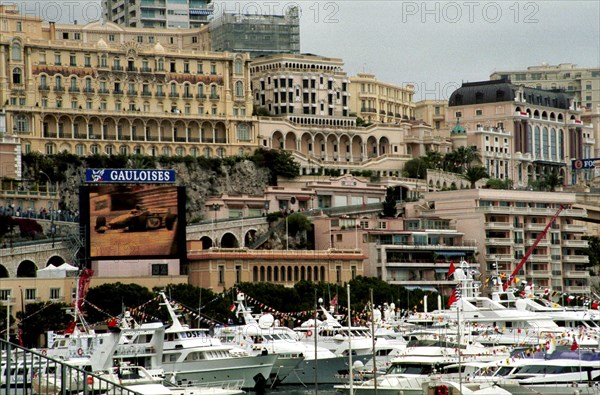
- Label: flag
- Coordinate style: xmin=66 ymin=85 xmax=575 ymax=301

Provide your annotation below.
xmin=571 ymin=339 xmax=579 ymax=351
xmin=567 ymin=295 xmax=575 ymax=304
xmin=330 ymin=294 xmax=338 ymax=307
xmin=447 ymin=286 xmax=461 ymax=307
xmin=229 ymin=303 xmax=236 ymax=312
xmin=446 ymin=261 xmax=456 ymax=279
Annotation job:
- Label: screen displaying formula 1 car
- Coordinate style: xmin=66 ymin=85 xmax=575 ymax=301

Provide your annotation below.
xmin=87 ymin=185 xmax=182 ymax=258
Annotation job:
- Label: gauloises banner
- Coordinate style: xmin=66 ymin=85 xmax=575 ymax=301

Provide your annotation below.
xmin=85 ymin=169 xmax=176 ymax=183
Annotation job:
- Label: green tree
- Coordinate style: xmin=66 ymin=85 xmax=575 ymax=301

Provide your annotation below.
xmin=402 ymin=158 xmax=427 ymax=179
xmin=16 ymin=302 xmax=72 ymax=347
xmin=462 ymin=166 xmax=489 ymax=188
xmin=423 ymin=151 xmax=444 ymax=170
xmin=486 ymin=178 xmax=513 ymax=190
xmin=286 ymin=212 xmax=312 ymax=237
xmin=85 ymin=283 xmax=154 ymax=325
xmin=251 ymin=148 xmax=300 ymax=185
xmin=582 ymin=236 xmax=600 ymax=269
xmin=443 ymin=146 xmax=481 ymax=174
xmin=540 ymin=171 xmax=564 ymax=192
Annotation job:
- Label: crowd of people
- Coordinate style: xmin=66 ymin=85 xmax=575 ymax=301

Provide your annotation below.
xmin=0 ymin=204 xmax=79 ymax=222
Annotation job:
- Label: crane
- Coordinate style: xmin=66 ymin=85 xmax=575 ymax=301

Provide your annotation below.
xmin=503 ymin=204 xmax=564 ymax=290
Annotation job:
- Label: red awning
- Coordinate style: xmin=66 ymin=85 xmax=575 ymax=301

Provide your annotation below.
xmin=296 ymin=196 xmax=312 ymax=201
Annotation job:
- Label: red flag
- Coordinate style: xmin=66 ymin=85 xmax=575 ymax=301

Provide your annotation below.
xmin=229 ymin=304 xmax=236 ymax=312
xmin=571 ymin=339 xmax=579 ymax=351
xmin=447 ymin=261 xmax=456 ymax=279
xmin=593 ymin=301 xmax=599 ymax=310
xmin=65 ymin=321 xmax=76 ymax=334
xmin=447 ymin=287 xmax=460 ymax=307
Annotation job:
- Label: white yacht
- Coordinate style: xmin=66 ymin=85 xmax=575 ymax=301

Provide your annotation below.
xmin=213 ymin=293 xmax=305 ymax=386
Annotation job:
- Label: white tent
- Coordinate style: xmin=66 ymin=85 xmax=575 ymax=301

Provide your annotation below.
xmin=37 ymin=263 xmax=79 ymax=278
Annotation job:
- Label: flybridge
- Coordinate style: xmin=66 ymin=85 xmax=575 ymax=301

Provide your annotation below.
xmin=85 ymin=169 xmax=176 ymax=183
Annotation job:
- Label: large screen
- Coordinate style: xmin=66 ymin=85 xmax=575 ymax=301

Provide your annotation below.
xmin=81 ymin=185 xmax=185 ymax=259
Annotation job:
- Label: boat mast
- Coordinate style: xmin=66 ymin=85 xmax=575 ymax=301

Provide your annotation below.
xmin=347 ymin=283 xmax=353 ymax=395
xmin=370 ymin=288 xmax=377 ymax=394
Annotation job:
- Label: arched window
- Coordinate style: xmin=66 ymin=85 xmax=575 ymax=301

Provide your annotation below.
xmin=234 ymin=59 xmax=243 ymax=75
xmin=11 ymin=43 xmax=22 ymax=61
xmin=534 ymin=126 xmax=541 ymax=157
xmin=542 ymin=127 xmax=549 ymax=159
xmin=235 ymin=81 xmax=243 ymax=97
xmin=12 ymin=67 xmax=22 ymax=84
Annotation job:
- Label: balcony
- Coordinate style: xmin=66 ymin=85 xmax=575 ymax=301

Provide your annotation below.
xmin=133 ymin=135 xmax=145 ymax=141
xmin=183 ymin=93 xmax=194 ymax=99
xmin=127 ymin=67 xmax=138 ymax=72
xmin=98 ymin=88 xmax=109 ymax=95
xmin=54 ymin=86 xmax=65 ymax=93
xmin=112 ymin=65 xmax=123 ymax=71
xmin=563 ymin=255 xmax=590 ymax=264
xmin=141 ymin=91 xmax=152 ymax=97
xmin=485 ymin=238 xmax=513 ymax=246
xmin=113 ymin=89 xmax=123 ymax=96
xmin=485 ymin=222 xmax=512 ymax=230
xmin=564 ymin=286 xmax=590 ymax=293
xmin=38 ymin=85 xmax=50 ymax=92
xmin=196 ymin=93 xmax=206 ymax=99
xmin=140 ymin=67 xmax=152 ymax=73
xmin=210 ymin=94 xmax=220 ymax=100
xmin=562 ymin=239 xmax=589 ymax=248
xmin=83 ymin=88 xmax=95 ymax=94
xmin=562 ymin=224 xmax=586 ymax=233
xmin=525 ymin=223 xmax=546 ymax=231
xmin=565 ymin=270 xmax=589 ymax=277
xmin=169 ymin=93 xmax=180 ymax=98
xmin=127 ymin=90 xmax=138 ymax=96
xmin=360 ymin=107 xmax=376 ymax=113
xmin=156 ymin=92 xmax=166 ymax=97
xmin=69 ymin=87 xmax=80 ymax=93
xmin=174 ymin=137 xmax=187 ymax=142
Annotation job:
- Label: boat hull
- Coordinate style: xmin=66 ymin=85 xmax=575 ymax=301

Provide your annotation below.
xmin=283 ymin=355 xmax=371 ymax=385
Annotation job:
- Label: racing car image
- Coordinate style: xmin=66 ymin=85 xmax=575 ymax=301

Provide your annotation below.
xmin=95 ymin=206 xmax=177 ymax=233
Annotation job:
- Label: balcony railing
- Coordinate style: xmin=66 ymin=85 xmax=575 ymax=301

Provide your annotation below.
xmin=183 ymin=93 xmax=193 ymax=99
xmin=127 ymin=67 xmax=138 ymax=72
xmin=39 ymin=85 xmax=50 ymax=91
xmin=140 ymin=67 xmax=152 ymax=73
xmin=142 ymin=91 xmax=152 ymax=97
xmin=196 ymin=93 xmax=206 ymax=99
xmin=69 ymin=87 xmax=80 ymax=93
xmin=156 ymin=92 xmax=166 ymax=97
xmin=54 ymin=86 xmax=65 ymax=92
xmin=113 ymin=89 xmax=123 ymax=95
xmin=83 ymin=88 xmax=95 ymax=94
xmin=127 ymin=90 xmax=138 ymax=96
xmin=169 ymin=93 xmax=180 ymax=98
xmin=98 ymin=88 xmax=109 ymax=94
xmin=210 ymin=94 xmax=220 ymax=100
xmin=112 ymin=65 xmax=123 ymax=71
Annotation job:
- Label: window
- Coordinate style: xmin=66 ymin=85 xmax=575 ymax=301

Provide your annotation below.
xmin=237 ymin=123 xmax=250 ymax=141
xmin=11 ymin=43 xmax=22 ymax=61
xmin=108 ymin=34 xmax=115 ymax=42
xmin=210 ymin=64 xmax=216 ymax=75
xmin=74 ymin=33 xmax=81 ymax=40
xmin=25 ymin=288 xmax=36 ymax=301
xmin=12 ymin=67 xmax=22 ymax=84
xmin=0 ymin=289 xmax=10 ymax=301
xmin=184 ymin=62 xmax=190 ymax=73
xmin=235 ymin=81 xmax=243 ymax=97
xmin=219 ymin=265 xmax=225 ymax=285
xmin=152 ymin=264 xmax=168 ymax=275
xmin=70 ymin=54 xmax=77 ymax=66
xmin=234 ymin=59 xmax=243 ymax=75
xmin=84 ymin=54 xmax=91 ymax=67
xmin=197 ymin=61 xmax=203 ymax=74
xmin=54 ymin=52 xmax=61 ymax=65
xmin=50 ymin=288 xmax=61 ymax=300
xmin=16 ymin=21 xmax=22 ymax=32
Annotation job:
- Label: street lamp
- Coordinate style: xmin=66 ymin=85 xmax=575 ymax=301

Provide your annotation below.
xmin=39 ymin=170 xmax=52 ymax=193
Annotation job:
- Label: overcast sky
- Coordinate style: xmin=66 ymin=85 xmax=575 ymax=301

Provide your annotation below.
xmin=5 ymin=0 xmax=600 ymax=100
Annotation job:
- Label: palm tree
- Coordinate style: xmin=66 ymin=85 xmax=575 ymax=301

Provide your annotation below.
xmin=423 ymin=150 xmax=444 ymax=170
xmin=542 ymin=171 xmax=563 ymax=192
xmin=462 ymin=166 xmax=489 ymax=188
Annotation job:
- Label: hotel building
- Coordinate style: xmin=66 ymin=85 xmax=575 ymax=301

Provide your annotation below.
xmin=348 ymin=73 xmax=415 ymax=124
xmin=490 ymin=63 xmax=600 ymax=111
xmin=414 ymin=100 xmax=449 ymax=133
xmin=250 ymin=54 xmax=442 ymax=176
xmin=417 ymin=189 xmax=590 ymax=294
xmin=0 ymin=5 xmax=257 ymax=158
xmin=447 ymin=80 xmax=593 ymax=187
xmin=102 ymin=0 xmax=213 ymax=29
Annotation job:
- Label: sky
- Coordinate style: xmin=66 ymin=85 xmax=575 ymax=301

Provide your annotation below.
xmin=5 ymin=0 xmax=600 ymax=100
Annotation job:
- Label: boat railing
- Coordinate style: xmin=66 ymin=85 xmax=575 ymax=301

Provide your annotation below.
xmin=0 ymin=338 xmax=138 ymax=394
xmin=191 ymin=378 xmax=245 ymax=390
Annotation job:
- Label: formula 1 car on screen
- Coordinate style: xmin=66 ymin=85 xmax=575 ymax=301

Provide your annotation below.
xmin=95 ymin=206 xmax=177 ymax=233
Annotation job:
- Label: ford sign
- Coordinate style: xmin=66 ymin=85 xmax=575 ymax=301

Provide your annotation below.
xmin=85 ymin=169 xmax=176 ymax=183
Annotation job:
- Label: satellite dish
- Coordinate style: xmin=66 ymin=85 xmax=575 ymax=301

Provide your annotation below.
xmin=258 ymin=314 xmax=275 ymax=329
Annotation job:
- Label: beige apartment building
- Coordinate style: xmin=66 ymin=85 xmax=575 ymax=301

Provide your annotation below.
xmin=348 ymin=73 xmax=415 ymax=124
xmin=447 ymin=80 xmax=593 ymax=187
xmin=490 ymin=63 xmax=600 ymax=111
xmin=415 ymin=189 xmax=589 ymax=294
xmin=415 ymin=100 xmax=449 ymax=134
xmin=187 ymin=248 xmax=364 ymax=292
xmin=0 ymin=5 xmax=258 ymax=159
xmin=250 ymin=54 xmax=445 ymax=176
